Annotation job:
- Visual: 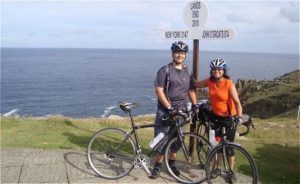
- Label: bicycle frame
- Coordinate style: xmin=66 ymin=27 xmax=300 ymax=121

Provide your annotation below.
xmin=115 ymin=109 xmax=183 ymax=157
xmin=87 ymin=102 xmax=214 ymax=183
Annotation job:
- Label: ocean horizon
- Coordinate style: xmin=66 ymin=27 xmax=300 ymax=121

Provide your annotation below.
xmin=1 ymin=48 xmax=299 ymax=118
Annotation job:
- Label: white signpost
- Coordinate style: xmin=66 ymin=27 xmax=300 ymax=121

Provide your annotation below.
xmin=161 ymin=0 xmax=235 ymax=40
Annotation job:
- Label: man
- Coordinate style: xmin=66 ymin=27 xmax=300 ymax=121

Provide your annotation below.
xmin=151 ymin=41 xmax=197 ymax=179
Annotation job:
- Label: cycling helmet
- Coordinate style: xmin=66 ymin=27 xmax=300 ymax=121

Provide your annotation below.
xmin=171 ymin=41 xmax=189 ymax=53
xmin=210 ymin=58 xmax=227 ymax=69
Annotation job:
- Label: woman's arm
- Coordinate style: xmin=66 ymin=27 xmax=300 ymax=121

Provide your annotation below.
xmin=229 ymin=85 xmax=243 ymax=117
xmin=194 ymin=79 xmax=208 ymax=88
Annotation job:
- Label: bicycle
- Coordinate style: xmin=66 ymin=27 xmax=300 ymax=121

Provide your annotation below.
xmin=86 ymin=101 xmax=212 ymax=184
xmin=194 ymin=101 xmax=258 ymax=183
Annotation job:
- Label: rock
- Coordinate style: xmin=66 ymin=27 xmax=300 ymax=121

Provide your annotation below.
xmin=236 ymin=70 xmax=300 ymax=118
xmin=107 ymin=115 xmax=123 ymax=120
xmin=137 ymin=114 xmax=155 ymax=118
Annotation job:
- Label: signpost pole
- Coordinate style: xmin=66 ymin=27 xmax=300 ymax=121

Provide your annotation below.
xmin=189 ymin=39 xmax=199 ymax=154
xmin=192 ymin=39 xmax=199 ymax=83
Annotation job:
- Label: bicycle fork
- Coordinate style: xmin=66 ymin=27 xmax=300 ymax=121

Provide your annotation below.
xmin=178 ymin=133 xmax=193 ymax=163
xmin=222 ymin=145 xmax=230 ymax=172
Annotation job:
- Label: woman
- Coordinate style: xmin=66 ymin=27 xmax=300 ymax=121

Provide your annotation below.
xmin=195 ymin=58 xmax=243 ymax=182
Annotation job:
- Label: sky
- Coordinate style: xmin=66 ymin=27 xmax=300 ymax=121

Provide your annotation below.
xmin=1 ymin=0 xmax=299 ymax=54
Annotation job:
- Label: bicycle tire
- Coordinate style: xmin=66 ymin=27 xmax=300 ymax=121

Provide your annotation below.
xmin=206 ymin=143 xmax=258 ymax=184
xmin=87 ymin=128 xmax=136 ymax=179
xmin=164 ymin=133 xmax=212 ymax=184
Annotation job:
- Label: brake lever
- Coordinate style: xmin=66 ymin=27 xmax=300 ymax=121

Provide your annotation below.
xmin=161 ymin=114 xmax=171 ymax=121
xmin=251 ymin=122 xmax=256 ymax=130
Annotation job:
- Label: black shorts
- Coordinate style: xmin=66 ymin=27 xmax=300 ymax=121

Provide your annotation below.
xmin=210 ymin=114 xmax=236 ymax=143
xmin=154 ymin=106 xmax=183 ymax=154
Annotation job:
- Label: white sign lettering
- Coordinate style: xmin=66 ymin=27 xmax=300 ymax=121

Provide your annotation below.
xmin=165 ymin=31 xmax=189 ymax=39
xmin=183 ymin=1 xmax=208 ymax=27
xmin=161 ymin=28 xmax=235 ymax=40
xmin=202 ymin=30 xmax=230 ymax=39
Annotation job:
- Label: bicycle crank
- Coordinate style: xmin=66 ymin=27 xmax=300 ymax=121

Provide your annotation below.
xmin=134 ymin=154 xmax=151 ymax=176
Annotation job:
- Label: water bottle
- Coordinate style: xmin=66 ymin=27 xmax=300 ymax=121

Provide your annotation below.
xmin=186 ymin=102 xmax=192 ymax=111
xmin=215 ymin=136 xmax=221 ymax=143
xmin=209 ymin=130 xmax=218 ymax=147
xmin=148 ymin=133 xmax=165 ymax=148
xmin=186 ymin=102 xmax=192 ymax=122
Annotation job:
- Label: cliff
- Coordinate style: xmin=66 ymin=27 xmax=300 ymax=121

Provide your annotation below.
xmin=236 ymin=70 xmax=300 ymax=118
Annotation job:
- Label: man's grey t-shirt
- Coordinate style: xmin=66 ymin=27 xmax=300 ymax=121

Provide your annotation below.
xmin=154 ymin=63 xmax=194 ymax=109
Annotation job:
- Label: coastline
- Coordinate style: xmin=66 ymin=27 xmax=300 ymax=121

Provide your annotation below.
xmin=0 ymin=113 xmax=156 ymax=120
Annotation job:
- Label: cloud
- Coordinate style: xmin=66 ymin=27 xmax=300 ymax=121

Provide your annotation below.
xmin=158 ymin=21 xmax=172 ymax=30
xmin=279 ymin=2 xmax=299 ymax=23
xmin=227 ymin=14 xmax=254 ymax=24
xmin=1 ymin=0 xmax=298 ymax=54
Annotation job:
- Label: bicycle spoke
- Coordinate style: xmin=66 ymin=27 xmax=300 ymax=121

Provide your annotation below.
xmin=206 ymin=144 xmax=258 ymax=184
xmin=87 ymin=128 xmax=136 ymax=179
xmin=165 ymin=133 xmax=212 ymax=184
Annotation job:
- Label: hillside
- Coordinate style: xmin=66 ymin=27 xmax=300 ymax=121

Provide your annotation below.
xmin=236 ymin=70 xmax=300 ymax=118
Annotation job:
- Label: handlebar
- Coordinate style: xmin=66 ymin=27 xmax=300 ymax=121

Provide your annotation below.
xmin=161 ymin=109 xmax=191 ymax=122
xmin=238 ymin=116 xmax=255 ymax=136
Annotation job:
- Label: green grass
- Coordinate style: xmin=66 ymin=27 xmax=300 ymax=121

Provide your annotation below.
xmin=1 ymin=115 xmax=299 ymax=183
xmin=235 ymin=117 xmax=300 ymax=183
xmin=1 ymin=115 xmax=155 ymax=150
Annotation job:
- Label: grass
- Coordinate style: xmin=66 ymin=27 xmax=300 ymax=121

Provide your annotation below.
xmin=236 ymin=117 xmax=300 ymax=183
xmin=1 ymin=115 xmax=155 ymax=150
xmin=1 ymin=115 xmax=300 ymax=183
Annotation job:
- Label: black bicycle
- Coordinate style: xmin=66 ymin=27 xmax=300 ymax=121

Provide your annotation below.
xmin=194 ymin=100 xmax=258 ymax=183
xmin=87 ymin=101 xmax=212 ymax=184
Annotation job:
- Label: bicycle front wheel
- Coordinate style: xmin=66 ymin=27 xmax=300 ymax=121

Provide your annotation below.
xmin=164 ymin=133 xmax=212 ymax=184
xmin=87 ymin=128 xmax=136 ymax=179
xmin=206 ymin=143 xmax=258 ymax=184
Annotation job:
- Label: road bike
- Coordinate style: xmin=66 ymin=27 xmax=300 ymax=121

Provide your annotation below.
xmin=87 ymin=101 xmax=212 ymax=184
xmin=194 ymin=100 xmax=258 ymax=183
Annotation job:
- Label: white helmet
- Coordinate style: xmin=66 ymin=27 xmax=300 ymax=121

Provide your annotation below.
xmin=210 ymin=58 xmax=227 ymax=69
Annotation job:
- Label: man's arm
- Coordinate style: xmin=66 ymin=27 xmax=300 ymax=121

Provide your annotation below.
xmin=155 ymin=86 xmax=171 ymax=109
xmin=188 ymin=89 xmax=197 ymax=105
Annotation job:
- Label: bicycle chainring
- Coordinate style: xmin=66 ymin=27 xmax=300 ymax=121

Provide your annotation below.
xmin=133 ymin=154 xmax=150 ymax=168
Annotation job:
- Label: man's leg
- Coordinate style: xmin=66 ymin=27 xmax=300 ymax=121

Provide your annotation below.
xmin=150 ymin=154 xmax=164 ymax=179
xmin=168 ymin=152 xmax=180 ymax=176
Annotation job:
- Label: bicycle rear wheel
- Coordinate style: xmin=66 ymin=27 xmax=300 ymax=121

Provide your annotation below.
xmin=87 ymin=128 xmax=136 ymax=179
xmin=206 ymin=143 xmax=258 ymax=184
xmin=164 ymin=133 xmax=212 ymax=184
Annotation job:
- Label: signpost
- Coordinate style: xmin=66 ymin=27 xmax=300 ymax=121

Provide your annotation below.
xmin=160 ymin=0 xmax=235 ymax=153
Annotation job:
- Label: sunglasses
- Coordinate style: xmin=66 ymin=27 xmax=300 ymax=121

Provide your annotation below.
xmin=212 ymin=67 xmax=224 ymax=71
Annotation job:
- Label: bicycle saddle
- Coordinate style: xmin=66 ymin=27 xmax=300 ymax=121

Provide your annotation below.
xmin=119 ymin=101 xmax=140 ymax=113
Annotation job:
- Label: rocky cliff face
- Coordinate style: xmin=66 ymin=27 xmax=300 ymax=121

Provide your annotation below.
xmin=236 ymin=70 xmax=300 ymax=118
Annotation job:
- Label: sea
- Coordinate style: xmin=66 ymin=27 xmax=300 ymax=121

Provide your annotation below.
xmin=1 ymin=48 xmax=299 ymax=118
